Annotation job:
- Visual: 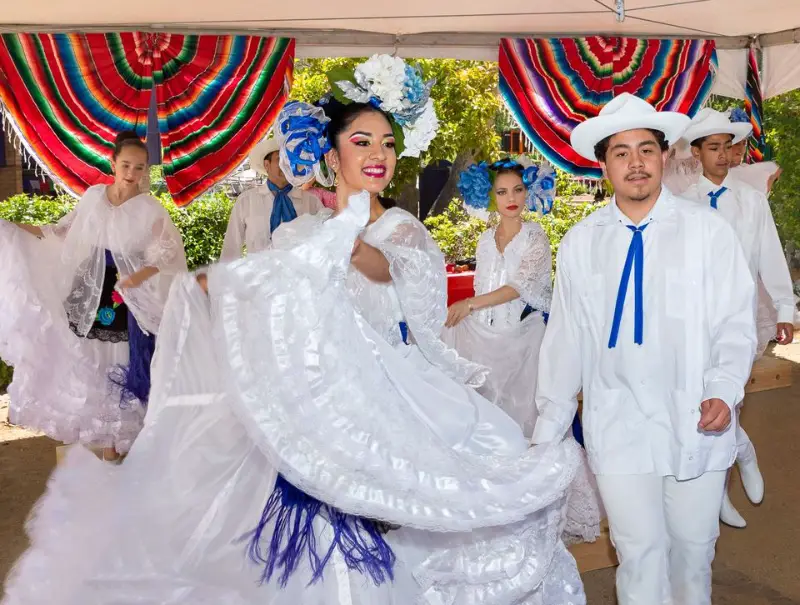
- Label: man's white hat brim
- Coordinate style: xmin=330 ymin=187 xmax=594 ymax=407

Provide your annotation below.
xmin=571 ymin=110 xmax=691 ymax=162
xmin=681 ymin=121 xmax=752 ymax=146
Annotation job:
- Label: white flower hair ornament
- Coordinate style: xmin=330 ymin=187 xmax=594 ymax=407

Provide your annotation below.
xmin=327 ymin=55 xmax=439 ymax=158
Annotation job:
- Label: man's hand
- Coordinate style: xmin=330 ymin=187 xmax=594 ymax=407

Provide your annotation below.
xmin=698 ymin=398 xmax=731 ymax=432
xmin=776 ymin=322 xmax=794 ymax=345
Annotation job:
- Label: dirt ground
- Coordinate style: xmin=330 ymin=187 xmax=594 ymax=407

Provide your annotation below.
xmin=1 ymin=342 xmax=799 ymax=603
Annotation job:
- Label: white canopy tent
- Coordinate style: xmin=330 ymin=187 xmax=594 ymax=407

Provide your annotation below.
xmin=2 ymin=1 xmax=800 ymax=97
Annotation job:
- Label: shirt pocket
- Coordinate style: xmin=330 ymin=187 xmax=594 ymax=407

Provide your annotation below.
xmin=576 ymin=274 xmax=607 ymax=329
xmin=664 ymin=268 xmax=687 ymax=319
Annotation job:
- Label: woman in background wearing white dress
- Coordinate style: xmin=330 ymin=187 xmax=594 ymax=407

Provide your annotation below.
xmin=0 ymin=132 xmax=186 ymax=460
xmin=443 ymin=158 xmax=602 ymax=544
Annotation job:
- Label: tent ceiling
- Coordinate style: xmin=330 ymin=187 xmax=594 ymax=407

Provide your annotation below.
xmin=1 ymin=0 xmax=799 ymax=57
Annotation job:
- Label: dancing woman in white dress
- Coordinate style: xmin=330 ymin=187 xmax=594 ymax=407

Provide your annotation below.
xmin=3 ymin=56 xmax=585 ymax=605
xmin=0 ymin=132 xmax=186 ymax=459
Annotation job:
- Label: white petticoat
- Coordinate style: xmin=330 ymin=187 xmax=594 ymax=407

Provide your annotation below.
xmin=0 ymin=220 xmax=144 ymax=452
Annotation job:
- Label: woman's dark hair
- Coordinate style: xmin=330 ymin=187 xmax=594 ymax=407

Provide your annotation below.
xmin=318 ymin=97 xmax=389 ymax=150
xmin=113 ymin=131 xmax=148 ymax=161
xmin=378 ymin=195 xmax=397 ymax=209
xmin=490 ymin=158 xmax=525 ymax=180
xmin=593 ymin=128 xmax=668 ymax=162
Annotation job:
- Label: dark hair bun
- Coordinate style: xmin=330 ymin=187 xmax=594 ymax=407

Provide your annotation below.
xmin=112 ymin=130 xmax=148 ymax=160
xmin=114 ymin=130 xmax=141 ymax=145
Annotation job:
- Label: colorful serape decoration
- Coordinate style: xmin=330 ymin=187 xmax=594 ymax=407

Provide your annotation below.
xmin=744 ymin=45 xmax=766 ymax=164
xmin=499 ymin=37 xmax=718 ymax=178
xmin=0 ymin=33 xmax=294 ymax=206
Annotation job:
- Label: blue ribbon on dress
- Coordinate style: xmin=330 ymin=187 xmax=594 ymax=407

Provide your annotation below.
xmin=399 ymin=321 xmax=409 ymax=344
xmin=707 ymin=186 xmax=728 ymax=209
xmin=269 ymin=181 xmax=297 ymax=234
xmin=105 ymin=250 xmax=156 ymax=408
xmin=608 ymin=223 xmax=649 ymax=349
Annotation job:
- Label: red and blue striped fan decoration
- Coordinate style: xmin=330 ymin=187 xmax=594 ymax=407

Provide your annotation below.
xmin=499 ymin=37 xmax=718 ymax=178
xmin=0 ymin=33 xmax=294 ymax=206
xmin=744 ymin=45 xmax=766 ymax=164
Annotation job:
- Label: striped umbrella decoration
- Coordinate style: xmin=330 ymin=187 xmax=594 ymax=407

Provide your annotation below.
xmin=0 ymin=33 xmax=294 ymax=206
xmin=744 ymin=45 xmax=766 ymax=164
xmin=499 ymin=37 xmax=718 ymax=178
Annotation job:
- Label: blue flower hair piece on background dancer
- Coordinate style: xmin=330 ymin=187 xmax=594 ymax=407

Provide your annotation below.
xmin=458 ymin=157 xmax=557 ymax=220
xmin=521 ymin=162 xmax=556 ymax=215
xmin=457 ymin=161 xmax=493 ymax=220
xmin=728 ymin=107 xmax=750 ymax=124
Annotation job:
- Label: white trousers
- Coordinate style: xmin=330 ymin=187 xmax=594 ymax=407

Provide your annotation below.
xmin=596 ymin=471 xmax=727 ymax=605
xmin=736 ymin=423 xmax=756 ymax=464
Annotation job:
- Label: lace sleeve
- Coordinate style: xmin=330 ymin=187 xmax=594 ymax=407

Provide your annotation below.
xmin=509 ymin=224 xmax=553 ymax=313
xmin=120 ymin=209 xmax=188 ymax=335
xmin=375 ymin=215 xmax=488 ymax=387
xmin=40 ymin=207 xmax=78 ymax=240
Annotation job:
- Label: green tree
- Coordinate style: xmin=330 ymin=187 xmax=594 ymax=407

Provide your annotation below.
xmin=764 ymin=90 xmax=800 ymax=254
xmin=291 ymin=58 xmax=503 ymax=215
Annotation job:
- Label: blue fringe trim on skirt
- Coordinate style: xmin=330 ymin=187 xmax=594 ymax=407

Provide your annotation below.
xmin=243 ymin=475 xmax=396 ymax=588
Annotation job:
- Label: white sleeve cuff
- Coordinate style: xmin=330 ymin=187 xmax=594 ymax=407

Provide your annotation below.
xmin=530 ymin=416 xmax=567 ymax=445
xmin=702 ymin=379 xmax=743 ymax=410
xmin=777 ymin=305 xmax=796 ymax=325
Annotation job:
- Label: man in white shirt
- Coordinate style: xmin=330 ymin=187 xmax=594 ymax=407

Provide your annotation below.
xmin=680 ymin=108 xmax=795 ymax=529
xmin=532 ymin=94 xmax=757 ymax=605
xmin=221 ymin=137 xmax=323 ymax=260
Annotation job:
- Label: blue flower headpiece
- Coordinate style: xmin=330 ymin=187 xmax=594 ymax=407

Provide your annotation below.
xmin=275 ymin=101 xmax=334 ymax=188
xmin=729 ymin=107 xmax=750 ymax=124
xmin=458 ymin=159 xmax=556 ymax=219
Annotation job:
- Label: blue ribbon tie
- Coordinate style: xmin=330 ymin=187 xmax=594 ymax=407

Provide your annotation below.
xmin=269 ymin=181 xmax=298 ymax=234
xmin=707 ymin=186 xmax=728 ymax=209
xmin=608 ymin=223 xmax=649 ymax=349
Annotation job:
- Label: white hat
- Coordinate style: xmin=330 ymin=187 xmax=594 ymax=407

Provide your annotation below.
xmin=681 ymin=107 xmax=752 ymax=146
xmin=570 ymin=93 xmax=691 ymax=162
xmin=247 ymin=136 xmax=280 ymax=176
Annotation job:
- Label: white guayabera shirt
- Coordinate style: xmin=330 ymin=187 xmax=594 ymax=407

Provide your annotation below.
xmin=220 ymin=184 xmax=323 ymax=261
xmin=532 ymin=188 xmax=757 ymax=480
xmin=683 ymin=175 xmax=795 ymax=325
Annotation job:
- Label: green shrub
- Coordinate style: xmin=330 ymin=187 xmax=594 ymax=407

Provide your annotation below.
xmin=425 ymin=197 xmax=602 ymax=265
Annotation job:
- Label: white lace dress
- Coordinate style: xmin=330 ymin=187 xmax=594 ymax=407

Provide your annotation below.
xmin=442 ymin=222 xmax=552 ymax=437
xmin=0 ymin=186 xmax=186 ymax=452
xmin=442 ymin=222 xmax=602 ymax=544
xmin=3 ymin=195 xmax=585 ymax=605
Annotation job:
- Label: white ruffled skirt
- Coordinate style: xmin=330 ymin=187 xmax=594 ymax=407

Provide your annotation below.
xmin=0 ymin=220 xmax=144 ymax=453
xmin=442 ymin=313 xmax=602 ymax=544
xmin=3 ymin=270 xmax=585 ymax=604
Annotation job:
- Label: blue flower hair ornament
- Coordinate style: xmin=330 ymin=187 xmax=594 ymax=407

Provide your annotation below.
xmin=458 ymin=159 xmax=557 ymax=219
xmin=522 ymin=163 xmax=556 ymax=215
xmin=729 ymin=107 xmax=750 ymax=124
xmin=275 ymin=100 xmax=334 ymax=188
xmin=457 ymin=162 xmax=493 ymax=220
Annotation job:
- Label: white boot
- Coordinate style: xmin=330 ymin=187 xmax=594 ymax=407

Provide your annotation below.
xmin=720 ymin=491 xmax=747 ymax=528
xmin=738 ymin=455 xmax=765 ymax=504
